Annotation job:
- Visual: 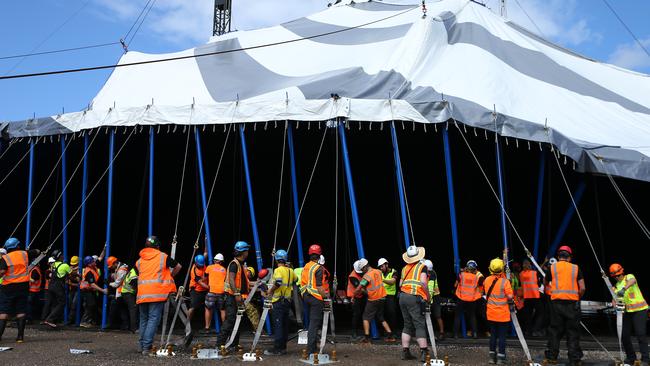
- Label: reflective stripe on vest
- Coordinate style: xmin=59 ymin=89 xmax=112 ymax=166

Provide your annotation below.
xmin=136 ymin=249 xmax=176 ymax=304
xmin=29 ymin=266 xmax=42 ymax=292
xmin=520 ymin=270 xmax=540 ymax=299
xmin=455 ymin=271 xmax=480 ymax=301
xmin=224 ymin=259 xmax=249 ymax=295
xmin=400 ymin=262 xmax=427 ymax=299
xmin=80 ymin=267 xmax=100 ymax=291
xmin=487 ymin=279 xmax=507 ymax=306
xmin=363 ymin=268 xmax=387 ymax=301
xmin=301 ymin=261 xmax=323 ymax=300
xmin=615 ymin=274 xmax=649 ymax=312
xmin=3 ymin=251 xmax=29 ymax=284
xmin=551 ymin=261 xmax=579 ymax=301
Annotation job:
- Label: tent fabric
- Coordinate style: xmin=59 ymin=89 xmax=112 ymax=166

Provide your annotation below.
xmin=4 ymin=0 xmax=650 ymax=182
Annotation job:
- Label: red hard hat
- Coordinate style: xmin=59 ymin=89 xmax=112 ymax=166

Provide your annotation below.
xmin=609 ymin=263 xmax=624 ymax=277
xmin=258 ymin=268 xmax=269 ymax=279
xmin=558 ymin=245 xmax=573 ymax=255
xmin=308 ymin=244 xmax=322 ymax=255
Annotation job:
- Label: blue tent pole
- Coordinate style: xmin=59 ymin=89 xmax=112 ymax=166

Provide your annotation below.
xmin=533 ymin=152 xmax=546 ymax=260
xmin=239 ymin=125 xmax=272 ymax=335
xmin=148 ymin=127 xmax=154 ymax=237
xmin=287 ymin=124 xmax=305 ymax=267
xmin=25 ymin=141 xmax=35 ymax=246
xmin=495 ymin=140 xmax=509 ymax=252
xmin=195 ymin=129 xmax=219 ymax=332
xmin=442 ymin=129 xmax=460 ymax=274
xmin=337 ymin=121 xmax=379 ymax=339
xmin=76 ymin=134 xmax=90 ymax=326
xmin=101 ymin=130 xmax=115 ymax=330
xmin=195 ymin=129 xmax=214 ymax=259
xmin=61 ymin=138 xmax=70 ymax=322
xmin=547 ymin=181 xmax=586 ymax=258
xmin=390 ymin=122 xmax=411 ymax=249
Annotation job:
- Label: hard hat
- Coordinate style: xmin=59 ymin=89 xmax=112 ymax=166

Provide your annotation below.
xmin=609 ymin=263 xmax=624 ymax=277
xmin=489 ymin=258 xmax=505 ymax=274
xmin=466 ymin=260 xmax=478 ymax=269
xmin=107 ymin=256 xmax=118 ymax=268
xmin=354 ymin=258 xmax=368 ymax=273
xmin=214 ymin=253 xmax=224 ymax=262
xmin=423 ymin=259 xmax=433 ymax=271
xmin=83 ymin=256 xmax=95 ymax=267
xmin=247 ymin=266 xmax=256 ymax=278
xmin=48 ymin=257 xmax=56 ymax=264
xmin=557 ymin=245 xmax=573 ymax=255
xmin=50 ymin=249 xmax=62 ymax=259
xmin=0 ymin=248 xmax=6 ymax=256
xmin=4 ymin=238 xmax=21 ymax=250
xmin=308 ymin=244 xmax=322 ymax=256
xmin=194 ymin=255 xmax=205 ymax=267
xmin=145 ymin=236 xmax=161 ymax=248
xmin=234 ymin=241 xmax=250 ymax=252
xmin=377 ymin=258 xmax=388 ymax=267
xmin=70 ymin=256 xmax=79 ymax=266
xmin=259 ymin=268 xmax=269 ymax=279
xmin=275 ymin=249 xmax=288 ymax=262
xmin=318 ymin=255 xmax=325 ymax=265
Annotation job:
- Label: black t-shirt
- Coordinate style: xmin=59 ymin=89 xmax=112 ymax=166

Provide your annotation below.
xmin=84 ymin=270 xmax=97 ymax=285
xmin=228 ymin=260 xmax=249 ymax=294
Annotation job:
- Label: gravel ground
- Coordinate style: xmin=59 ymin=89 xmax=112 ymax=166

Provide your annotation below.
xmin=0 ymin=326 xmax=621 ymax=365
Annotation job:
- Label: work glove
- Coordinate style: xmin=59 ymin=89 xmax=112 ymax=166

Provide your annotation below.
xmin=616 ymin=288 xmax=626 ymax=297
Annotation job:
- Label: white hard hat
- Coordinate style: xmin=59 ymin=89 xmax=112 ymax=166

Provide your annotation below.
xmin=214 ymin=253 xmax=224 ymax=261
xmin=423 ymin=259 xmax=433 ymax=271
xmin=354 ymin=258 xmax=368 ymax=273
xmin=377 ymin=258 xmax=388 ymax=267
xmin=48 ymin=257 xmax=56 ymax=264
xmin=0 ymin=248 xmax=6 ymax=255
xmin=92 ymin=255 xmax=99 ymax=261
xmin=318 ymin=255 xmax=325 ymax=265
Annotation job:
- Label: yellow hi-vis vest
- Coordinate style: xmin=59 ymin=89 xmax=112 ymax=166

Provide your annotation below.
xmin=615 ymin=274 xmax=648 ymax=313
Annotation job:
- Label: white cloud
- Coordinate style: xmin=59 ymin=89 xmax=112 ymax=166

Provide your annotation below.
xmin=608 ymin=37 xmax=650 ymax=71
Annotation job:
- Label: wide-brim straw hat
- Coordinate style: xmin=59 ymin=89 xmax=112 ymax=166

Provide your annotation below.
xmin=402 ymin=246 xmax=426 ymax=264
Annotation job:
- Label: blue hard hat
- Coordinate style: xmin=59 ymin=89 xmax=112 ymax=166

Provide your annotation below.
xmin=275 ymin=249 xmax=288 ymax=262
xmin=83 ymin=256 xmax=95 ymax=267
xmin=466 ymin=260 xmax=478 ymax=269
xmin=194 ymin=254 xmax=205 ymax=267
xmin=234 ymin=241 xmax=250 ymax=252
xmin=4 ymin=238 xmax=21 ymax=250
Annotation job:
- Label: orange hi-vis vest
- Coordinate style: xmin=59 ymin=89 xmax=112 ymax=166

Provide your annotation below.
xmin=520 ymin=269 xmax=540 ymax=299
xmin=347 ymin=271 xmax=364 ymax=299
xmin=550 ymin=261 xmax=580 ymax=301
xmin=456 ymin=271 xmax=480 ymax=302
xmin=80 ymin=267 xmax=100 ymax=291
xmin=190 ymin=264 xmax=208 ymax=292
xmin=363 ymin=268 xmax=387 ymax=301
xmin=206 ymin=263 xmax=226 ymax=294
xmin=115 ymin=264 xmax=129 ymax=294
xmin=29 ymin=266 xmax=42 ymax=293
xmin=400 ymin=262 xmax=427 ymax=299
xmin=301 ymin=261 xmax=323 ymax=301
xmin=484 ymin=274 xmax=513 ymax=322
xmin=3 ymin=250 xmax=29 ymax=285
xmin=136 ymin=248 xmax=176 ymax=304
xmin=322 ymin=266 xmax=331 ymax=295
xmin=224 ymin=259 xmax=249 ymax=296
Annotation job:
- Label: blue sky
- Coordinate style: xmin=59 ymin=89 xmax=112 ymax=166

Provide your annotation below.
xmin=1 ymin=0 xmax=649 ymax=122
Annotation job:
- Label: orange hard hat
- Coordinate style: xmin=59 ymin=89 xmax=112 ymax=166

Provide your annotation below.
xmin=107 ymin=256 xmax=118 ymax=268
xmin=609 ymin=263 xmax=624 ymax=277
xmin=308 ymin=244 xmax=322 ymax=255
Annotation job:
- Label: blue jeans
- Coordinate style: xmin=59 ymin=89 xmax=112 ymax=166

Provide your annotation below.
xmin=272 ymin=299 xmax=291 ymax=351
xmin=138 ymin=301 xmax=165 ymax=351
xmin=489 ymin=321 xmax=509 ymax=355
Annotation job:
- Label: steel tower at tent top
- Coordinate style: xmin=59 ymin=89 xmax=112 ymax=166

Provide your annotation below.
xmin=213 ymin=0 xmax=232 ymax=36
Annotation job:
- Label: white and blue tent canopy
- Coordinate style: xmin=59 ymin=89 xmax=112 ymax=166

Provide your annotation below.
xmin=5 ymin=0 xmax=650 ymax=182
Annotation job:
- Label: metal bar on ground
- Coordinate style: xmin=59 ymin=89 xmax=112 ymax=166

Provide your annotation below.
xmin=76 ymin=134 xmax=90 ymax=326
xmin=390 ymin=122 xmax=411 ymax=249
xmin=25 ymin=141 xmax=35 ymax=246
xmin=533 ymin=152 xmax=546 ymax=260
xmin=547 ymin=180 xmax=587 ymax=258
xmin=148 ymin=127 xmax=154 ymax=236
xmin=287 ymin=123 xmax=305 ymax=267
xmin=238 ymin=124 xmax=272 ymax=335
xmin=61 ymin=137 xmax=70 ymax=321
xmin=101 ymin=130 xmax=115 ymax=329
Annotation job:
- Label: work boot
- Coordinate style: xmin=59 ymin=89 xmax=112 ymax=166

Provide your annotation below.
xmin=488 ymin=351 xmax=497 ymax=364
xmin=419 ymin=349 xmax=428 ymax=363
xmin=16 ymin=318 xmax=26 ymax=343
xmin=496 ymin=353 xmax=506 ymax=365
xmin=0 ymin=319 xmax=6 ymax=341
xmin=401 ymin=348 xmax=416 ymax=360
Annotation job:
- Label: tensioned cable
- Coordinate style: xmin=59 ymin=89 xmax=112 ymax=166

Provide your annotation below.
xmin=270 ymin=123 xmax=289 ymax=269
xmin=171 ymin=121 xmax=192 ymax=243
xmin=334 ymin=120 xmax=339 ymax=280
xmin=0 ymin=140 xmax=17 ymax=162
xmin=27 ymin=131 xmax=101 ymax=249
xmin=10 ymin=139 xmax=72 ymax=238
xmin=392 ymin=121 xmax=417 ymax=245
xmin=0 ymin=141 xmax=33 ymax=188
xmin=123 ymin=0 xmax=153 ymax=43
xmin=0 ymin=42 xmax=120 ymax=61
xmin=0 ymin=6 xmax=418 ymax=81
xmin=512 ymin=0 xmax=546 ymax=38
xmin=580 ymin=321 xmax=618 ymax=362
xmin=126 ymin=0 xmax=158 ymax=47
xmin=601 ymin=0 xmax=650 ymax=59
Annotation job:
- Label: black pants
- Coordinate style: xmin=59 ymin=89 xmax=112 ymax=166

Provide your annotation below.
xmin=271 ymin=299 xmax=291 ymax=351
xmin=521 ymin=298 xmax=543 ymax=333
xmin=454 ymin=299 xmax=477 ymax=336
xmin=27 ymin=291 xmax=42 ymax=320
xmin=304 ymin=294 xmax=323 ymax=354
xmin=545 ymin=300 xmax=583 ymax=362
xmin=82 ymin=291 xmax=98 ymax=324
xmin=108 ymin=296 xmax=129 ymax=330
xmin=67 ymin=290 xmax=79 ymax=324
xmin=122 ymin=293 xmax=138 ymax=331
xmin=351 ymin=296 xmax=366 ymax=336
xmin=622 ymin=309 xmax=649 ymax=362
xmin=384 ymin=295 xmax=398 ymax=335
xmin=44 ymin=283 xmax=66 ymax=323
xmin=216 ymin=294 xmax=240 ymax=347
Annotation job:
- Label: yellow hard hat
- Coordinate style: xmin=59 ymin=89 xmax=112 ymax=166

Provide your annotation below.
xmin=247 ymin=266 xmax=255 ymax=278
xmin=70 ymin=256 xmax=79 ymax=266
xmin=489 ymin=258 xmax=504 ymax=274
